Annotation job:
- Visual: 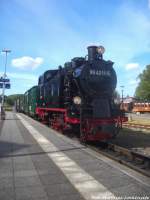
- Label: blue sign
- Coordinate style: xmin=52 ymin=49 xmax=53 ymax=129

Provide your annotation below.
xmin=5 ymin=83 xmax=11 ymax=89
xmin=0 ymin=83 xmax=11 ymax=89
xmin=0 ymin=78 xmax=10 ymax=82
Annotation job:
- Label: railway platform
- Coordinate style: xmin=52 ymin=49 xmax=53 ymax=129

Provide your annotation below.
xmin=0 ymin=112 xmax=150 ymax=200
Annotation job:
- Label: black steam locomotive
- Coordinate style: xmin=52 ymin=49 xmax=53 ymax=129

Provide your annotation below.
xmin=35 ymin=46 xmax=127 ymax=141
xmin=16 ymin=46 xmax=127 ymax=141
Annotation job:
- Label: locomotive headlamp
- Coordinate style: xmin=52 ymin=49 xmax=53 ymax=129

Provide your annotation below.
xmin=73 ymin=96 xmax=81 ymax=105
xmin=97 ymin=46 xmax=105 ymax=54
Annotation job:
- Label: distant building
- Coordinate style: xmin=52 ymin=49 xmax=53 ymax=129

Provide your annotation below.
xmin=123 ymin=97 xmax=135 ymax=103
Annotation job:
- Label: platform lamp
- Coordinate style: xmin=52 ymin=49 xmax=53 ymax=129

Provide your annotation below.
xmin=1 ymin=49 xmax=11 ymax=106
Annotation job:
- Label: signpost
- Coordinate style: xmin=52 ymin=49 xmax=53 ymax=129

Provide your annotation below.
xmin=0 ymin=79 xmax=11 ymax=89
xmin=0 ymin=49 xmax=11 ymax=120
xmin=0 ymin=77 xmax=10 ymax=82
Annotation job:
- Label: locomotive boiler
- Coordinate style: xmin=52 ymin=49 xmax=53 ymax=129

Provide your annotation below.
xmin=35 ymin=45 xmax=127 ymax=141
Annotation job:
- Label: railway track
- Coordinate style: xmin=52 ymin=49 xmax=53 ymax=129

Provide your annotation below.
xmin=87 ymin=142 xmax=150 ymax=178
xmin=123 ymin=122 xmax=150 ymax=132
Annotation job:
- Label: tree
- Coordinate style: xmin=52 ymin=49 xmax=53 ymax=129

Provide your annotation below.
xmin=135 ymin=65 xmax=150 ymax=100
xmin=5 ymin=94 xmax=23 ymax=106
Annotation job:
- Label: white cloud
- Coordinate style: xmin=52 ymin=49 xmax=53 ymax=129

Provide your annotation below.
xmin=125 ymin=63 xmax=139 ymax=70
xmin=11 ymin=56 xmax=43 ymax=70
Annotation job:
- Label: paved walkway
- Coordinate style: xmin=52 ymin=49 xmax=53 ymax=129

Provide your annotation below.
xmin=0 ymin=112 xmax=150 ymax=200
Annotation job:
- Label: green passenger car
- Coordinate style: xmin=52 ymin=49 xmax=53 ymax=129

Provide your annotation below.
xmin=24 ymin=86 xmax=38 ymax=116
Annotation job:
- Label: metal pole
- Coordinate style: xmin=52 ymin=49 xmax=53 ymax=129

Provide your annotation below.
xmin=120 ymin=85 xmax=124 ymax=103
xmin=1 ymin=49 xmax=11 ymax=107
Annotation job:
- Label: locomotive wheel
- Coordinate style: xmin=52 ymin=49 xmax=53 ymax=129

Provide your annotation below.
xmin=49 ymin=114 xmax=65 ymax=133
xmin=80 ymin=121 xmax=88 ymax=143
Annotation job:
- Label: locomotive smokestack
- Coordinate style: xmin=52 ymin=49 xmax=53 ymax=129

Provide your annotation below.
xmin=87 ymin=46 xmax=98 ymax=62
xmin=87 ymin=45 xmax=105 ymax=62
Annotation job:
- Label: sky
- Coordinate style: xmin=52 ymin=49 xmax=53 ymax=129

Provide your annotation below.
xmin=0 ymin=0 xmax=150 ymax=97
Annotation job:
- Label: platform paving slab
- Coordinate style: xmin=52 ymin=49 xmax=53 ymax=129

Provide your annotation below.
xmin=15 ymin=185 xmax=48 ymax=200
xmin=14 ymin=169 xmax=38 ymax=178
xmin=0 ymin=176 xmax=14 ymax=190
xmin=14 ymin=175 xmax=42 ymax=187
xmin=0 ymin=187 xmax=15 ymax=200
xmin=44 ymin=182 xmax=83 ymax=197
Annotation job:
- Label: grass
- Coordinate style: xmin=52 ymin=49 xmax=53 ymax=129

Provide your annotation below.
xmin=127 ymin=118 xmax=150 ymax=126
xmin=4 ymin=107 xmax=13 ymax=111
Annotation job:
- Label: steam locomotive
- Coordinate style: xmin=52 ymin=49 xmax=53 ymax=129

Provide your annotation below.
xmin=16 ymin=46 xmax=127 ymax=142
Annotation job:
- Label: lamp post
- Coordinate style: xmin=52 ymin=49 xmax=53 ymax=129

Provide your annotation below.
xmin=120 ymin=85 xmax=124 ymax=103
xmin=1 ymin=49 xmax=11 ymax=107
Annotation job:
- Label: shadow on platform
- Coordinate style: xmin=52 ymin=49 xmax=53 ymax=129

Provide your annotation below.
xmin=0 ymin=140 xmax=29 ymax=158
